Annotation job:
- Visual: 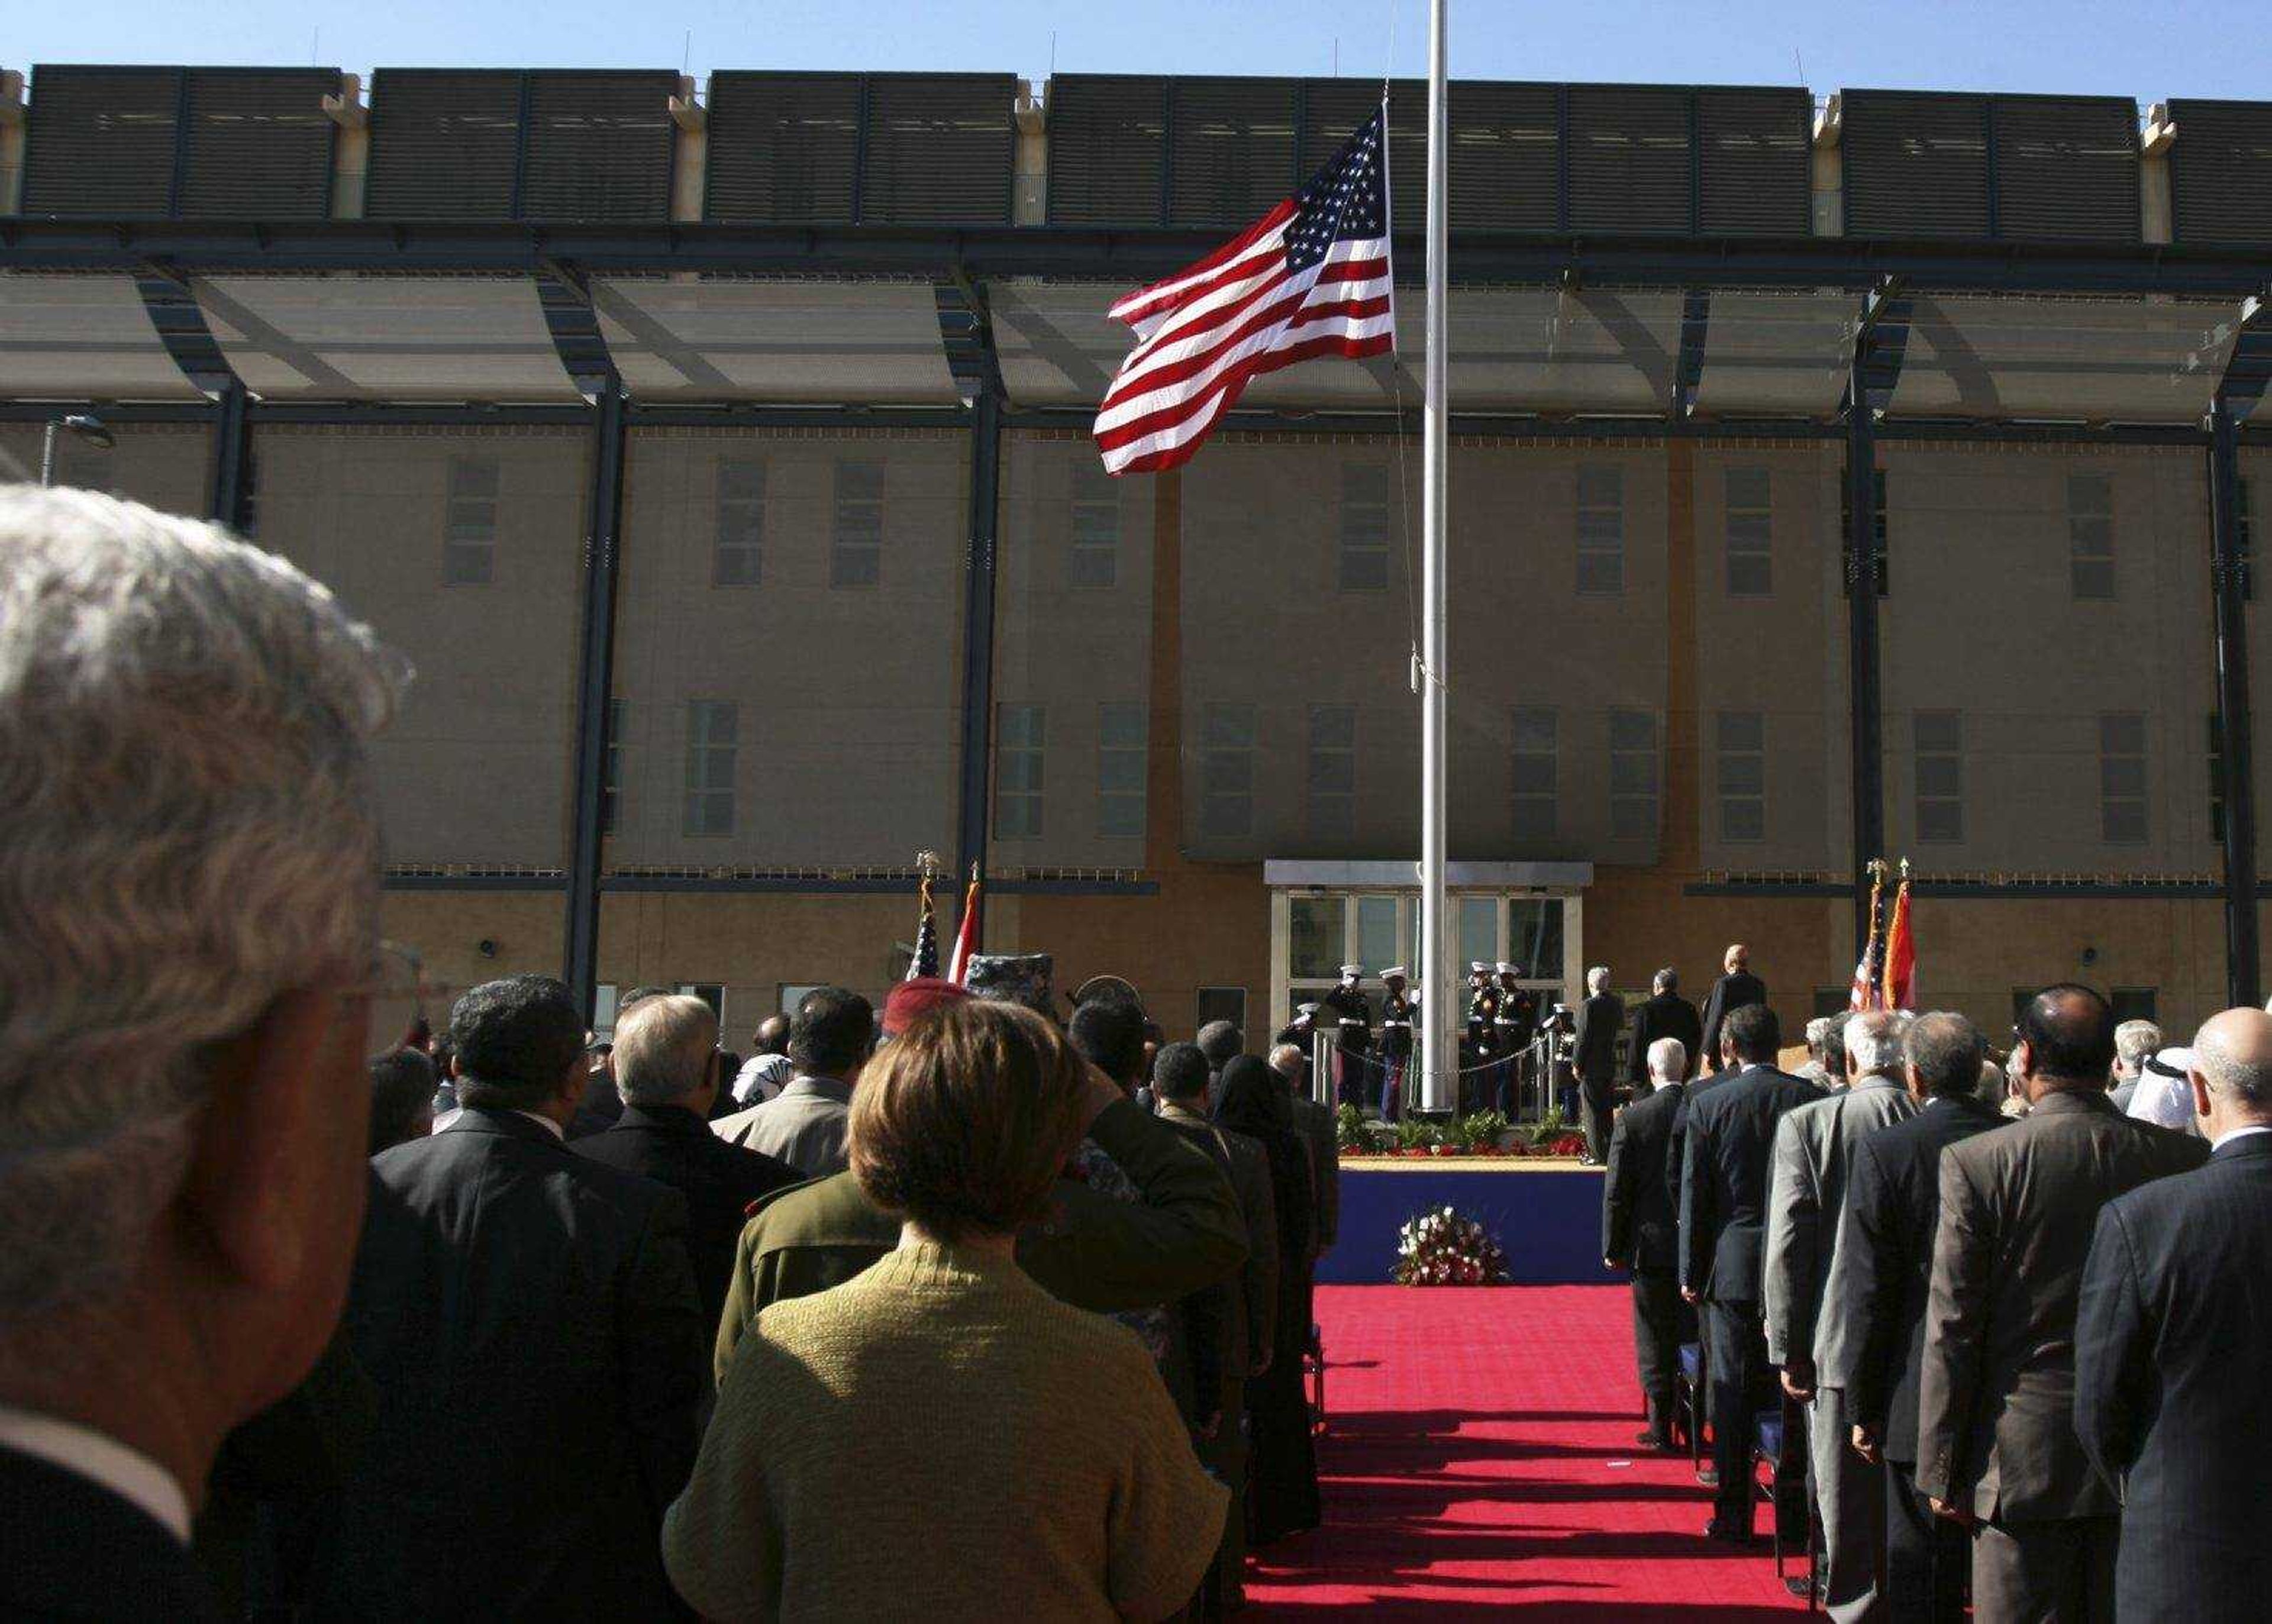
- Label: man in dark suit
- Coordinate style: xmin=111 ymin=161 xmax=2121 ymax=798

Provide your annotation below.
xmin=2077 ymin=1007 xmax=2272 ymax=1621
xmin=1680 ymin=1001 xmax=1825 ymax=1540
xmin=1698 ymin=944 xmax=1768 ymax=1087
xmin=1915 ymin=985 xmax=2208 ymax=1623
xmin=1829 ymin=1012 xmax=2006 ymax=1623
xmin=1628 ymin=967 xmax=1703 ymax=1086
xmin=573 ymin=992 xmax=802 ymax=1329
xmin=1603 ymin=1034 xmax=1695 ymax=1449
xmin=1571 ymin=966 xmax=1625 ymax=1164
xmin=321 ymin=975 xmax=708 ymax=1620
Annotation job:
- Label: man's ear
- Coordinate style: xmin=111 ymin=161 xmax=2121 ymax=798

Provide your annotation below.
xmin=178 ymin=988 xmax=357 ymax=1292
xmin=2190 ymin=1071 xmax=2213 ymax=1121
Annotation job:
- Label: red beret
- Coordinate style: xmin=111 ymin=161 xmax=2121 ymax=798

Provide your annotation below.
xmin=882 ymin=976 xmax=972 ymax=1037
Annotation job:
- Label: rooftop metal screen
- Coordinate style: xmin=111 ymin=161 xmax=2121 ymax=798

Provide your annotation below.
xmin=860 ymin=75 xmax=1016 ymax=225
xmin=365 ymin=70 xmax=524 ymax=220
xmin=519 ymin=72 xmax=676 ymax=222
xmin=704 ymin=73 xmax=862 ymax=223
xmin=1167 ymin=77 xmax=1299 ymax=228
xmin=20 ymin=66 xmax=183 ymax=218
xmin=2167 ymin=99 xmax=2272 ymax=247
xmin=1990 ymin=95 xmax=2139 ymax=244
xmin=1567 ymin=85 xmax=1690 ymax=233
xmin=1841 ymin=90 xmax=1993 ymax=239
xmin=178 ymin=70 xmax=338 ymax=219
xmin=1449 ymin=82 xmax=1561 ymax=230
xmin=1697 ymin=88 xmax=1812 ymax=235
xmin=1299 ymin=79 xmax=1425 ymax=236
xmin=1044 ymin=75 xmax=1169 ymax=227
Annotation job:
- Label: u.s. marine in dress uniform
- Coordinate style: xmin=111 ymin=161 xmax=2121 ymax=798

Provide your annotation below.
xmin=1377 ymin=967 xmax=1416 ymax=1121
xmin=1317 ymin=964 xmax=1373 ymax=1112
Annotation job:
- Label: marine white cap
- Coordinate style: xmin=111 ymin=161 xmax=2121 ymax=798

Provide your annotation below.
xmin=1381 ymin=965 xmax=1408 ymax=980
xmin=1495 ymin=961 xmax=1515 ymax=974
xmin=1339 ymin=963 xmax=1363 ymax=978
xmin=1469 ymin=961 xmax=1489 ymax=974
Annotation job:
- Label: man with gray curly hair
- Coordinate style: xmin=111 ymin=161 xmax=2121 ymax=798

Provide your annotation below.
xmin=0 ymin=487 xmax=402 ymax=1616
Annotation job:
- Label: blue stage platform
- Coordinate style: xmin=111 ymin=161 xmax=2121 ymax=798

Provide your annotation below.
xmin=1318 ymin=1161 xmax=1616 ymax=1286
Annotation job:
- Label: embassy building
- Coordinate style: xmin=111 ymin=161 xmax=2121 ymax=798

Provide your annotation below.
xmin=2 ymin=65 xmax=2268 ymax=1050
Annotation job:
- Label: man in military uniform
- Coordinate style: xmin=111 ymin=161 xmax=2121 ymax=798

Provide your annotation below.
xmin=1493 ymin=962 xmax=1539 ymax=1118
xmin=1463 ymin=963 xmax=1500 ymax=1116
xmin=1377 ymin=967 xmax=1416 ymax=1121
xmin=1317 ymin=964 xmax=1373 ymax=1112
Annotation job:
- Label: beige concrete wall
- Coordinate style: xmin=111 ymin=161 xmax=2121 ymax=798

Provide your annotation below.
xmin=253 ymin=425 xmax=589 ymax=868
xmin=380 ymin=890 xmax=569 ymax=1007
xmin=608 ymin=427 xmax=964 ymax=871
xmin=0 ymin=422 xmax=210 ymax=513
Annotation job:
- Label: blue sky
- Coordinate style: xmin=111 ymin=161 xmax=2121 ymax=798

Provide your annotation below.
xmin=8 ymin=2 xmax=2266 ymax=104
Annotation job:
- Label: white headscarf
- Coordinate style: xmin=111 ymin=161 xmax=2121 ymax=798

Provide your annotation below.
xmin=732 ymin=1052 xmax=795 ymax=1108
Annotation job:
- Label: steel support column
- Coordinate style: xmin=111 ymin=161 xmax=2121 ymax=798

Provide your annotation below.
xmin=952 ymin=382 xmax=1004 ymax=904
xmin=1844 ymin=380 xmax=1884 ymax=955
xmin=208 ymin=377 xmax=251 ymax=531
xmin=563 ymin=382 xmax=630 ymax=1020
xmin=2209 ymin=396 xmax=2260 ymax=1007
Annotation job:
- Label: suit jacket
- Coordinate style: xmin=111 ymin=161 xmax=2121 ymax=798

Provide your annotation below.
xmin=1603 ymin=1081 xmax=1684 ymax=1271
xmin=1157 ymin=1105 xmax=1279 ymax=1400
xmin=320 ymin=1109 xmax=707 ymax=1620
xmin=1 ymin=1443 xmax=220 ymax=1620
xmin=2076 ymin=1132 xmax=2272 ymax=1617
xmin=1697 ymin=970 xmax=1767 ymax=1077
xmin=1827 ymin=1093 xmax=2006 ymax=1462
xmin=715 ymin=1097 xmax=1248 ymax=1384
xmin=1289 ymin=1093 xmax=1341 ymax=1250
xmin=1914 ymin=1090 xmax=2208 ymax=1522
xmin=1571 ymin=992 xmax=1625 ymax=1089
xmin=572 ymin=1103 xmax=803 ymax=1330
xmin=1761 ymin=1074 xmax=1922 ymax=1368
xmin=1678 ymin=1063 xmax=1826 ymax=1301
xmin=711 ymin=1074 xmax=853 ymax=1177
xmin=1625 ymin=992 xmax=1703 ymax=1085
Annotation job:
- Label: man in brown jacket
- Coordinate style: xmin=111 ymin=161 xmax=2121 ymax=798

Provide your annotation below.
xmin=1915 ymin=984 xmax=2208 ymax=1622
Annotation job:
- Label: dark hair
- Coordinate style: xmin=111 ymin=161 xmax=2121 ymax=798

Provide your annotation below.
xmin=448 ymin=975 xmax=585 ymax=1111
xmin=1821 ymin=1018 xmax=1847 ymax=1076
xmin=789 ymin=986 xmax=876 ymax=1077
xmin=750 ymin=1013 xmax=791 ymax=1056
xmin=849 ymin=1002 xmax=1088 ymax=1239
xmin=1214 ymin=1056 xmax=1314 ymax=1258
xmin=1067 ymin=999 xmax=1147 ymax=1086
xmin=1153 ymin=1041 xmax=1212 ymax=1102
xmin=368 ymin=1047 xmax=437 ymax=1154
xmin=1653 ymin=967 xmax=1677 ymax=993
xmin=1905 ymin=1012 xmax=1986 ymax=1098
xmin=1723 ymin=1000 xmax=1781 ymax=1063
xmin=1195 ymin=1019 xmax=1244 ymax=1070
xmin=2018 ymin=983 xmax=2116 ymax=1083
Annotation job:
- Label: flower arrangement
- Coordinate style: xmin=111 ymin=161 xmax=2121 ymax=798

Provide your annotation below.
xmin=1395 ymin=1205 xmax=1511 ymax=1287
xmin=1336 ymin=1109 xmax=1586 ymax=1160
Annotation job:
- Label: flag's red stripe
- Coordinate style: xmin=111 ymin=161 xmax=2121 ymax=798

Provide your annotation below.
xmin=1096 ymin=296 xmax=1395 ymax=453
xmin=1109 ymin=201 xmax=1298 ymax=325
xmin=1104 ymin=328 xmax=1395 ymax=473
xmin=1100 ymin=254 xmax=1390 ymax=409
xmin=1099 ymin=271 xmax=1392 ymax=424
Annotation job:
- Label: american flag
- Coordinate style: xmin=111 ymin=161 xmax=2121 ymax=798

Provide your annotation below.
xmin=1095 ymin=104 xmax=1394 ymax=476
xmin=906 ymin=872 xmax=939 ymax=981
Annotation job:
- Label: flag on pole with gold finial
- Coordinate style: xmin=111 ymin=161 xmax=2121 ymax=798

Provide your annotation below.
xmin=907 ymin=853 xmax=941 ymax=981
xmin=946 ymin=864 xmax=983 ymax=987
xmin=1882 ymin=859 xmax=1916 ymax=1011
xmin=1850 ymin=859 xmax=1889 ymax=1012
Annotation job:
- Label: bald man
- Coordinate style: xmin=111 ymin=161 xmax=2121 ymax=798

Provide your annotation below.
xmin=1699 ymin=944 xmax=1766 ymax=1078
xmin=2077 ymin=1008 xmax=2272 ymax=1622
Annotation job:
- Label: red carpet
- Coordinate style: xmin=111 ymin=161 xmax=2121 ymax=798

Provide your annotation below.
xmin=1246 ymin=1285 xmax=1799 ymax=1620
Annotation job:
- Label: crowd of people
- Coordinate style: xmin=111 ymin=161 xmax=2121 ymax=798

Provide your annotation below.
xmin=1600 ymin=945 xmax=2272 ymax=1623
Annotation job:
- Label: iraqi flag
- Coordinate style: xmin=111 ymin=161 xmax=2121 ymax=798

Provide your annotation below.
xmin=1882 ymin=876 xmax=1916 ymax=1011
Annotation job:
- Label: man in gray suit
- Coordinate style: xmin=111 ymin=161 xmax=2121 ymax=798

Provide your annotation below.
xmin=1915 ymin=985 xmax=2208 ymax=1623
xmin=1765 ymin=1009 xmax=1924 ymax=1619
xmin=712 ymin=987 xmax=873 ymax=1176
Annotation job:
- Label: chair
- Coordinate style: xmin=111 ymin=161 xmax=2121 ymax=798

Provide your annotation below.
xmin=1675 ymin=1342 xmax=1705 ymax=1470
xmin=1305 ymin=1321 xmax=1327 ymax=1435
xmin=1753 ymin=1399 xmax=1821 ymax=1610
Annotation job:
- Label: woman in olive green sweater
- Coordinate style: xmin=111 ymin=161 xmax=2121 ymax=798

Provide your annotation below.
xmin=663 ymin=1000 xmax=1228 ymax=1622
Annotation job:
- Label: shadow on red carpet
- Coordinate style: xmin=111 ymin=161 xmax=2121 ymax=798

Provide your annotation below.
xmin=1244 ymin=1284 xmax=1798 ymax=1619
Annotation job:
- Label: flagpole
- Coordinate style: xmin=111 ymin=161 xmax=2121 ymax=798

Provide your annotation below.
xmin=1418 ymin=0 xmax=1453 ymax=1112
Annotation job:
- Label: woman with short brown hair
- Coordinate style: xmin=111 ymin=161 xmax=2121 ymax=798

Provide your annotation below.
xmin=663 ymin=1000 xmax=1227 ymax=1622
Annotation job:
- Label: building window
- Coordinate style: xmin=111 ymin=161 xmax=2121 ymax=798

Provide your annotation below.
xmin=594 ymin=983 xmax=622 ymax=1037
xmin=1196 ymin=986 xmax=1248 ymax=1035
xmin=1097 ymin=702 xmax=1146 ymax=840
xmin=1338 ymin=465 xmax=1390 ymax=590
xmin=682 ymin=700 xmax=738 ymax=837
xmin=2068 ymin=472 xmax=2114 ymax=599
xmin=713 ymin=459 xmax=766 ymax=587
xmin=1841 ymin=467 xmax=1890 ymax=596
xmin=1511 ymin=706 xmax=1557 ymax=838
xmin=1915 ymin=711 xmax=1964 ymax=844
xmin=676 ymin=983 xmax=726 ymax=1025
xmin=1290 ymin=896 xmax=1347 ymax=980
xmin=994 ymin=704 xmax=1044 ymax=840
xmin=1069 ymin=461 xmax=1119 ymax=589
xmin=1608 ymin=709 xmax=1658 ymax=839
xmin=1306 ymin=704 xmax=1356 ymax=838
xmin=2099 ymin=712 xmax=2148 ymax=844
xmin=442 ymin=456 xmax=498 ymax=585
xmin=2210 ymin=711 xmax=2227 ymax=844
xmin=1200 ymin=703 xmax=1256 ymax=838
xmin=1576 ymin=465 xmax=1624 ymax=595
xmin=1716 ymin=710 xmax=1766 ymax=842
xmin=830 ymin=460 xmax=883 ymax=587
xmin=1459 ymin=896 xmax=1499 ymax=970
xmin=2110 ymin=987 xmax=2158 ymax=1024
xmin=1725 ymin=467 xmax=1772 ymax=596
xmin=602 ymin=697 xmax=626 ymax=836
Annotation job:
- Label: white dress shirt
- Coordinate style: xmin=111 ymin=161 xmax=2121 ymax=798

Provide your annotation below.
xmin=0 ymin=1405 xmax=191 ymax=1543
xmin=2212 ymin=1122 xmax=2272 ymax=1151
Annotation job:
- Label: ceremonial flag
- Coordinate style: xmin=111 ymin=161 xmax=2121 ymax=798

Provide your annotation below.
xmin=1850 ymin=863 xmax=1887 ymax=1012
xmin=1094 ymin=105 xmax=1393 ymax=475
xmin=1882 ymin=870 xmax=1916 ymax=1011
xmin=906 ymin=871 xmax=940 ymax=981
xmin=945 ymin=868 xmax=983 ymax=987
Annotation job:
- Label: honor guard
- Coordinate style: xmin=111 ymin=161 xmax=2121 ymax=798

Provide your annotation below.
xmin=1493 ymin=963 xmax=1539 ymax=1117
xmin=1377 ymin=967 xmax=1416 ymax=1121
xmin=1464 ymin=963 xmax=1500 ymax=1115
xmin=1318 ymin=964 xmax=1373 ymax=1112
